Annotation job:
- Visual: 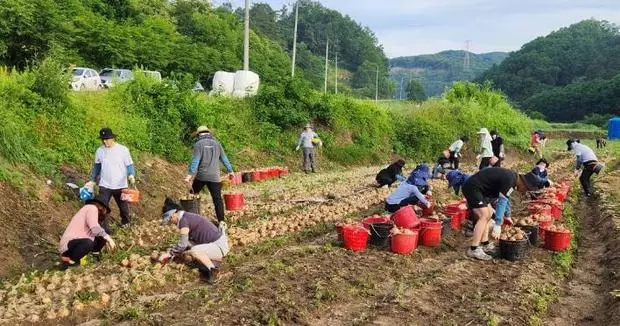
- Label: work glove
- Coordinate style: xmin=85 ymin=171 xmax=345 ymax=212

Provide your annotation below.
xmin=128 ymin=175 xmax=135 ymax=186
xmin=158 ymin=252 xmax=172 ymax=264
xmin=184 ymin=175 xmax=193 ymax=184
xmin=295 ymin=146 xmax=300 ymax=151
xmin=491 ymin=224 xmax=502 ymax=240
xmin=104 ymin=235 xmax=116 ymax=251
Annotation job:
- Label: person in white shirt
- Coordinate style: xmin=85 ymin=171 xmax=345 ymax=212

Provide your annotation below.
xmin=88 ymin=128 xmax=136 ymax=228
xmin=448 ymin=136 xmax=468 ymax=169
xmin=295 ymin=123 xmax=322 ymax=173
xmin=476 ymin=128 xmax=494 ymax=170
xmin=567 ymin=139 xmax=603 ymax=197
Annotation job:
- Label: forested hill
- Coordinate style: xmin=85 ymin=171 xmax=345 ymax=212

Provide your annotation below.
xmin=478 ymin=19 xmax=620 ymax=123
xmin=242 ymin=0 xmax=394 ymax=98
xmin=0 ymin=0 xmax=392 ymax=98
xmin=389 ymin=51 xmax=508 ymax=97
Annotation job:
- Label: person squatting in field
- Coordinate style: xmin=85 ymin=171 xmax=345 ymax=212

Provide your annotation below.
xmin=89 ymin=127 xmax=136 ymax=229
xmin=159 ymin=198 xmax=229 ymax=284
xmin=476 ymin=128 xmax=494 ymax=170
xmin=295 ymin=123 xmax=322 ymax=173
xmin=531 ymin=158 xmax=552 ymax=188
xmin=567 ymin=139 xmax=604 ymax=197
xmin=384 ymin=164 xmax=433 ymax=213
xmin=185 ymin=126 xmax=234 ymax=223
xmin=432 ymin=150 xmax=452 ymax=178
xmin=461 ymin=168 xmax=544 ymax=260
xmin=375 ymin=159 xmax=406 ymax=187
xmin=59 ymin=199 xmax=116 ymax=269
xmin=448 ymin=136 xmax=469 ymax=169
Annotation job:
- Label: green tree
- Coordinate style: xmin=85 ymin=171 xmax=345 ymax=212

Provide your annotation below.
xmin=405 ymin=79 xmax=426 ymax=101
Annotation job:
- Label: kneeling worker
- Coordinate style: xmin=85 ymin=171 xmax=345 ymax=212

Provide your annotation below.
xmin=384 ymin=164 xmax=432 ymax=213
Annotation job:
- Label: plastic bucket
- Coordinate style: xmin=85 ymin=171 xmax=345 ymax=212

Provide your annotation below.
xmin=180 ymin=197 xmax=201 ymax=214
xmin=241 ymin=172 xmax=252 ymax=183
xmin=121 ymin=188 xmax=140 ymax=203
xmin=551 ymin=205 xmax=562 ymax=219
xmin=251 ymin=171 xmax=261 ymax=182
xmin=391 ymin=231 xmax=419 ymax=255
xmin=369 ymin=223 xmax=393 ymax=248
xmin=544 ymin=230 xmax=572 ymax=252
xmin=259 ymin=170 xmax=269 ymax=180
xmin=443 ymin=205 xmax=462 ymax=231
xmin=517 ymin=225 xmax=539 ymax=246
xmin=392 ymin=205 xmax=419 ymax=229
xmin=362 ymin=216 xmax=391 ymax=229
xmin=538 ymin=218 xmax=553 ymax=241
xmin=529 ymin=204 xmax=552 ymax=216
xmin=342 ymin=225 xmax=370 ymax=252
xmin=279 ymin=167 xmax=289 ymax=177
xmin=499 ymin=238 xmax=529 ymax=261
xmin=224 ymin=193 xmax=244 ymax=211
xmin=419 ymin=219 xmax=442 ymax=247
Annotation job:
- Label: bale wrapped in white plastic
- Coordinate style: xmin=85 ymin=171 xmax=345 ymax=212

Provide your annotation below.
xmin=210 ymin=71 xmax=235 ymax=96
xmin=232 ymin=70 xmax=260 ymax=98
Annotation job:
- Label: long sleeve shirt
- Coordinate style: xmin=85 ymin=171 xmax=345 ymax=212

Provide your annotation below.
xmin=572 ymin=143 xmax=598 ymax=169
xmin=449 ymin=140 xmax=464 ymax=154
xmin=59 ymin=205 xmax=107 ymax=254
xmin=385 ymin=182 xmax=429 ymax=207
xmin=296 ymin=130 xmax=319 ymax=148
xmin=188 ymin=134 xmax=233 ymax=182
xmin=479 ymin=138 xmax=493 ymax=158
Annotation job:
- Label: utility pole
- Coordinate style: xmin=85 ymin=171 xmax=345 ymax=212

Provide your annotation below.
xmin=291 ymin=0 xmax=299 ymax=77
xmin=335 ymin=52 xmax=338 ymax=94
xmin=324 ymin=38 xmax=329 ymax=93
xmin=375 ymin=65 xmax=379 ymax=103
xmin=243 ymin=0 xmax=250 ymax=71
xmin=464 ymin=40 xmax=471 ymax=69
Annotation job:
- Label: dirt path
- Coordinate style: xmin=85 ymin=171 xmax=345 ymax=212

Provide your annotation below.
xmin=546 ymin=165 xmax=620 ymax=326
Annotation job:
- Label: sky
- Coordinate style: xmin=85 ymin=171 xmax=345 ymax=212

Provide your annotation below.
xmin=215 ymin=0 xmax=620 ymax=58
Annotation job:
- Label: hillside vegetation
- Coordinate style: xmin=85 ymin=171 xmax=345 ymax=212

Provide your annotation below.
xmin=479 ymin=19 xmax=620 ymax=124
xmin=390 ymin=50 xmax=508 ymax=98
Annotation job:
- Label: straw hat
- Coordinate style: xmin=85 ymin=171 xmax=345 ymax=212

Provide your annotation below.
xmin=193 ymin=126 xmax=211 ymax=135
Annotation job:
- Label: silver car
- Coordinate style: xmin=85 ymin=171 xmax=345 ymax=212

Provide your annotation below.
xmin=99 ymin=68 xmax=133 ymax=88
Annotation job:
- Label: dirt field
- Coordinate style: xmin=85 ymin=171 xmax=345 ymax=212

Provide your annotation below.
xmin=1 ymin=140 xmax=619 ymax=325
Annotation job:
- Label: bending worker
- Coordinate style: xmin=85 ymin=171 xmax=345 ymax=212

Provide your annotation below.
xmin=384 ymin=164 xmax=432 ymax=213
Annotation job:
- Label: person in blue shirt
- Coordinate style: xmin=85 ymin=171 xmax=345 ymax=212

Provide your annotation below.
xmin=531 ymin=159 xmax=552 ymax=188
xmin=376 ymin=159 xmax=406 ymax=187
xmin=384 ymin=164 xmax=432 ymax=213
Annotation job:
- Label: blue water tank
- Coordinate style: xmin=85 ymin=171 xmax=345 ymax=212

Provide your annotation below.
xmin=609 ymin=117 xmax=620 ymax=140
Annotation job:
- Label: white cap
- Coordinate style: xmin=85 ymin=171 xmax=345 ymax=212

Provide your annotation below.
xmin=477 ymin=128 xmax=489 ymax=134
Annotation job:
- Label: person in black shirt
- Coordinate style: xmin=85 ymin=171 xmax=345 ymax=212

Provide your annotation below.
xmin=432 ymin=150 xmax=452 ymax=178
xmin=490 ymin=130 xmax=504 ymax=167
xmin=461 ymin=167 xmax=543 ymax=260
xmin=375 ymin=159 xmax=406 ymax=187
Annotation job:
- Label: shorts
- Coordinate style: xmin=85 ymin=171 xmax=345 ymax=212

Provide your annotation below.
xmin=461 ymin=182 xmax=490 ymax=209
xmin=188 ymin=231 xmax=230 ymax=262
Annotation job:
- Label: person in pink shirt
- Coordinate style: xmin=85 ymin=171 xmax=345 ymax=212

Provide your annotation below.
xmin=59 ymin=199 xmax=116 ymax=269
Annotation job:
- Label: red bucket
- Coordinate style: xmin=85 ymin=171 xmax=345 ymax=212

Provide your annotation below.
xmin=538 ymin=218 xmax=553 ymax=241
xmin=362 ymin=215 xmax=391 ymax=229
xmin=279 ymin=167 xmax=289 ymax=177
xmin=544 ymin=229 xmax=572 ymax=252
xmin=443 ymin=204 xmax=463 ymax=230
xmin=251 ymin=171 xmax=262 ymax=182
xmin=419 ymin=218 xmax=442 ymax=247
xmin=259 ymin=170 xmax=269 ymax=180
xmin=224 ymin=193 xmax=244 ymax=211
xmin=529 ymin=203 xmax=552 ymax=216
xmin=392 ymin=205 xmax=419 ymax=229
xmin=391 ymin=230 xmax=419 ymax=255
xmin=342 ymin=225 xmax=370 ymax=252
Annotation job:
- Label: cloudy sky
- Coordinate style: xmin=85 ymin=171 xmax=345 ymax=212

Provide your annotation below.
xmin=216 ymin=0 xmax=620 ymax=58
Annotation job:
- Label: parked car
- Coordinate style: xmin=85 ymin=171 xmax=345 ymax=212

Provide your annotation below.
xmin=70 ymin=68 xmax=101 ymax=91
xmin=140 ymin=70 xmax=162 ymax=81
xmin=99 ymin=68 xmax=133 ymax=88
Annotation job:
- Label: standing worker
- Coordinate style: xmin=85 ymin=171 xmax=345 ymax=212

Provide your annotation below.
xmin=448 ymin=136 xmax=468 ymax=169
xmin=490 ymin=130 xmax=505 ymax=167
xmin=567 ymin=139 xmax=604 ymax=197
xmin=476 ymin=128 xmax=494 ymax=170
xmin=89 ymin=127 xmax=136 ymax=228
xmin=462 ymin=168 xmax=543 ymax=260
xmin=295 ymin=123 xmax=322 ymax=173
xmin=185 ymin=126 xmax=234 ymax=223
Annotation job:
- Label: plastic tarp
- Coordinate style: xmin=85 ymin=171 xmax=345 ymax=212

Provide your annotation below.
xmin=210 ymin=71 xmax=235 ymax=96
xmin=608 ymin=117 xmax=620 ymax=140
xmin=232 ymin=70 xmax=260 ymax=98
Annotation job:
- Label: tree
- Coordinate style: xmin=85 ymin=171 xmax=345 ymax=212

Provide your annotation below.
xmin=406 ymin=80 xmax=426 ymax=101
